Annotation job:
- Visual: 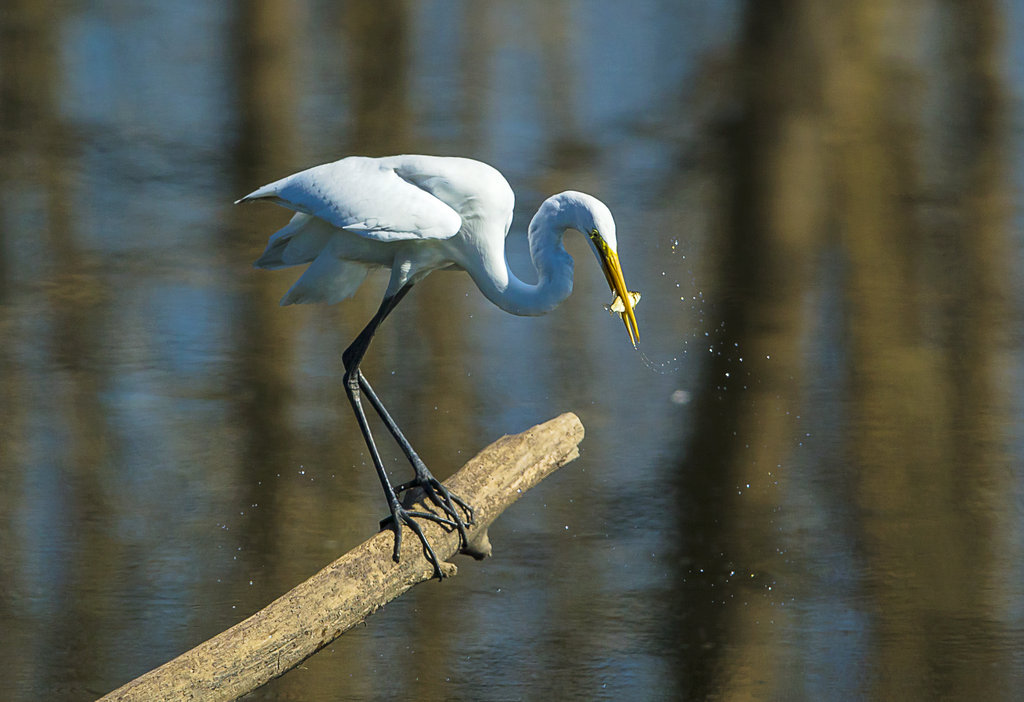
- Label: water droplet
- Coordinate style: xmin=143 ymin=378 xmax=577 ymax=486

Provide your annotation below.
xmin=670 ymin=389 xmax=691 ymax=405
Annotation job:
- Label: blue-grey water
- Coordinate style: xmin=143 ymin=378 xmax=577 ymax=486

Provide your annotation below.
xmin=2 ymin=2 xmax=1023 ymax=700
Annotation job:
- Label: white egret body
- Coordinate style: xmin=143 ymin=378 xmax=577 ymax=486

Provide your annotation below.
xmin=238 ymin=155 xmax=639 ymax=576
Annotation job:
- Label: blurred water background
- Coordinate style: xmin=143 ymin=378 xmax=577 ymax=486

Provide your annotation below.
xmin=2 ymin=1 xmax=1023 ymax=700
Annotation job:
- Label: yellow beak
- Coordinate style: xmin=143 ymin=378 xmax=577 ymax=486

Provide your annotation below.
xmin=595 ymin=239 xmax=640 ymax=347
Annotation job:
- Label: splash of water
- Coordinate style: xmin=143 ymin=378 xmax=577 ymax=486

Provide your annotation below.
xmin=628 ymin=238 xmax=698 ymax=376
xmin=636 ymin=343 xmax=684 ymax=375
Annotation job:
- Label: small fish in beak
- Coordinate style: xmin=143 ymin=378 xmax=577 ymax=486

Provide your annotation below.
xmin=604 ymin=290 xmax=642 ymax=315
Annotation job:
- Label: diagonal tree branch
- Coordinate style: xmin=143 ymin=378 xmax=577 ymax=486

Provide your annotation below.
xmin=99 ymin=412 xmax=585 ymax=701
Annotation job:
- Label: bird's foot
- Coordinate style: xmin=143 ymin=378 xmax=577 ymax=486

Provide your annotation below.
xmin=394 ymin=470 xmax=475 ymax=551
xmin=380 ymin=501 xmax=459 ymax=580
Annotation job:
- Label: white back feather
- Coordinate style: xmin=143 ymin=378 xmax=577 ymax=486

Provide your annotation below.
xmin=238 ymin=156 xmax=463 ymax=242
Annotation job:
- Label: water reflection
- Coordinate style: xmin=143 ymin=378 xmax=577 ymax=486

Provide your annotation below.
xmin=673 ymin=2 xmax=1020 ymax=700
xmin=0 ymin=1 xmax=1022 ymax=700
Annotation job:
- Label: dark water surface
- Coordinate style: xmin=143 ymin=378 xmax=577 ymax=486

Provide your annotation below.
xmin=2 ymin=2 xmax=1023 ymax=700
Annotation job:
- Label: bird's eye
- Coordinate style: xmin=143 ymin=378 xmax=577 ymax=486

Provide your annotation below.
xmin=590 ymin=229 xmax=600 ymax=240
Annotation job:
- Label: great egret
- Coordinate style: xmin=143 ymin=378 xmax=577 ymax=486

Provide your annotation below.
xmin=237 ymin=154 xmax=639 ymax=577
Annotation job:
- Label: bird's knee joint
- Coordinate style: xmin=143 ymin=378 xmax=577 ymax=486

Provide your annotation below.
xmin=343 ymin=369 xmax=360 ymax=394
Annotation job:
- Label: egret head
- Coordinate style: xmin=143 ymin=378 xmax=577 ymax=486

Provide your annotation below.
xmin=565 ymin=192 xmax=640 ymax=348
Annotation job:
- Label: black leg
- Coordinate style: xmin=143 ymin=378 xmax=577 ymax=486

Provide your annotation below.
xmin=357 ymin=372 xmax=474 ymax=540
xmin=341 ymin=285 xmax=473 ymax=579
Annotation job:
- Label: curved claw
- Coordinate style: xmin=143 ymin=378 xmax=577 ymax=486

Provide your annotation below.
xmin=394 ymin=477 xmax=475 ymax=550
xmin=396 ymin=477 xmax=475 ymax=523
xmin=442 ymin=487 xmax=475 ymax=523
xmin=381 ymin=504 xmax=458 ymax=579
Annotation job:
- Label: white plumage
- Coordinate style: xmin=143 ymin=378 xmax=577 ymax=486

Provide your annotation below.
xmin=237 ymin=154 xmax=639 ymax=577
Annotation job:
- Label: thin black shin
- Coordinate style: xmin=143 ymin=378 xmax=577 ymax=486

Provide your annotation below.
xmin=341 ymin=284 xmax=472 ymax=576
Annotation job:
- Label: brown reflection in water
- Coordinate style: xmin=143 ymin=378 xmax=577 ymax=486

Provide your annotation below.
xmin=232 ymin=0 xmax=299 ymax=182
xmin=0 ymin=0 xmax=118 ymax=691
xmin=345 ymin=0 xmax=412 ymax=154
xmin=228 ymin=0 xmax=304 ymax=606
xmin=837 ymin=2 xmax=1010 ymax=699
xmin=674 ymin=0 xmax=1012 ymax=699
xmin=674 ymin=2 xmax=825 ymax=697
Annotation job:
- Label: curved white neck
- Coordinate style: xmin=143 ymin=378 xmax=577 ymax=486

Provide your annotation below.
xmin=470 ymin=196 xmax=582 ymax=317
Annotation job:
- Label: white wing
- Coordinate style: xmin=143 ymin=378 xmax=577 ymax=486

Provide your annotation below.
xmin=280 ymin=253 xmax=370 ymax=306
xmin=236 ymin=156 xmax=463 ymax=242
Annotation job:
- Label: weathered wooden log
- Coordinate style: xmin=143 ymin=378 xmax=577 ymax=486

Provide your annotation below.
xmin=99 ymin=412 xmax=585 ymax=701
